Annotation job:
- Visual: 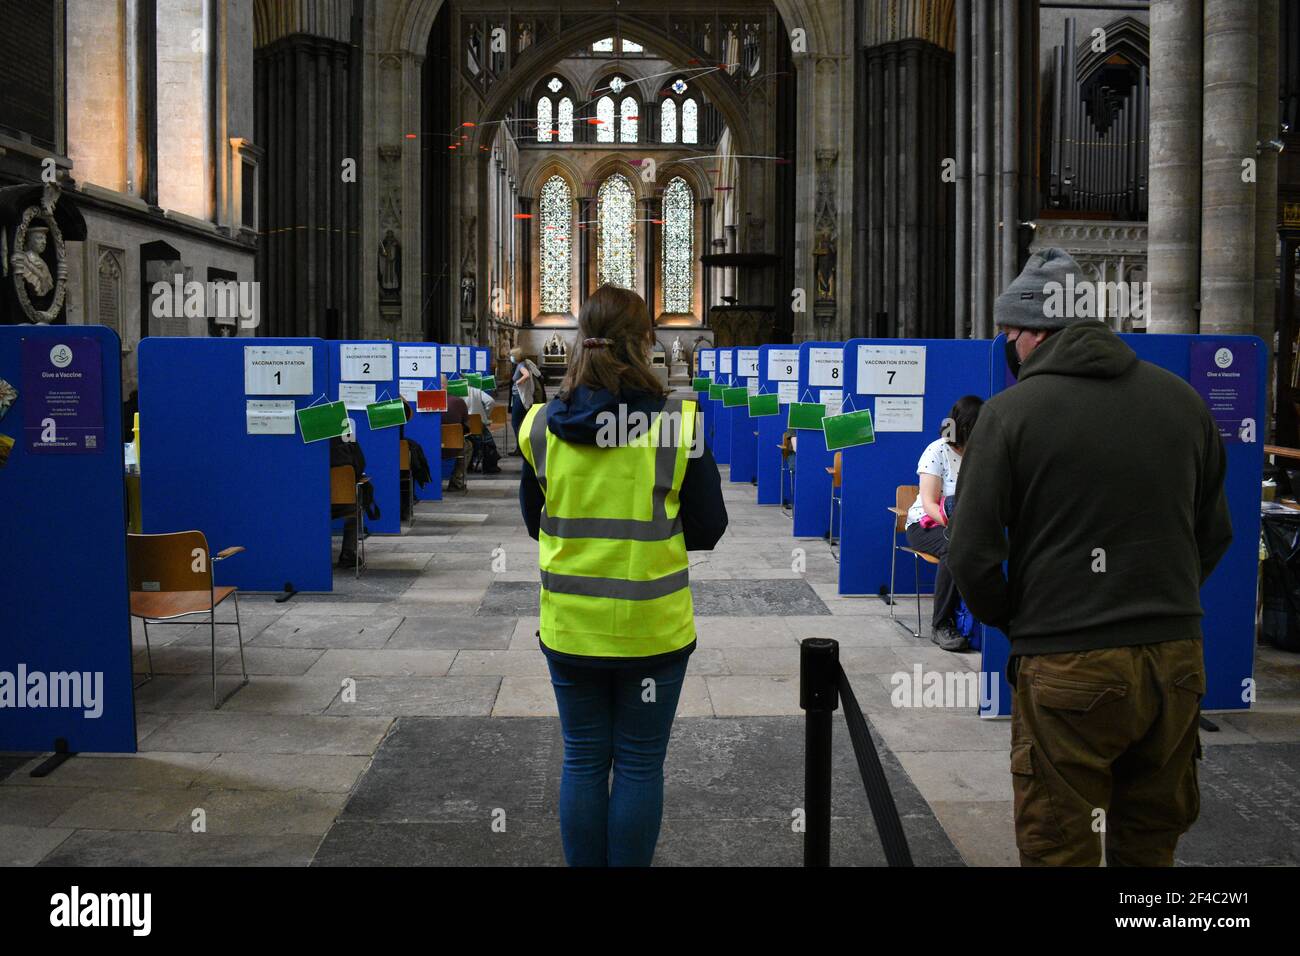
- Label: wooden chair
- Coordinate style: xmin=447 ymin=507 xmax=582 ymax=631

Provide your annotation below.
xmin=127 ymin=531 xmax=248 ymax=709
xmin=331 ymin=465 xmax=371 ymax=577
xmin=490 ymin=403 xmax=509 ymax=453
xmin=825 ymin=451 xmax=843 ymax=556
xmin=887 ymin=484 xmax=941 ymax=639
xmin=398 ymin=439 xmax=415 ymax=529
xmin=442 ymin=422 xmax=468 ymax=494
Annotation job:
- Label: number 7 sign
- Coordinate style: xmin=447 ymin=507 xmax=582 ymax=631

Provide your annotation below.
xmin=855 ymin=344 xmax=926 ymax=395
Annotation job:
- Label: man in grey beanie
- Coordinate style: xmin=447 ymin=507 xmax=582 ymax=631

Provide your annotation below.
xmin=947 ymin=247 xmax=1232 ymax=867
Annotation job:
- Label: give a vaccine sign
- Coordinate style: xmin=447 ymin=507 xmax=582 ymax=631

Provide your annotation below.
xmin=21 ymin=336 xmax=104 ymax=454
xmin=1190 ymin=341 xmax=1256 ymax=444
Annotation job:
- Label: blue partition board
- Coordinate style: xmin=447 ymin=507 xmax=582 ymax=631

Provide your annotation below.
xmin=727 ymin=348 xmax=758 ymax=484
xmin=140 ymin=337 xmax=333 ymax=594
xmin=837 ymin=339 xmax=995 ymax=598
xmin=395 ymin=342 xmax=442 ymax=503
xmin=1 ymin=325 xmax=136 ymax=752
xmin=712 ymin=349 xmax=733 ymax=464
xmin=696 ymin=348 xmax=717 ymax=451
xmin=329 ymin=340 xmax=401 ymax=535
xmin=792 ymin=341 xmax=843 ymax=538
xmin=976 ymin=333 xmax=1264 ymax=716
xmin=756 ymin=345 xmax=800 ymax=505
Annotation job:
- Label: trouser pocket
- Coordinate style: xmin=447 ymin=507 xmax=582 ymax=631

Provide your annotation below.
xmin=1009 ymin=739 xmax=1067 ymax=856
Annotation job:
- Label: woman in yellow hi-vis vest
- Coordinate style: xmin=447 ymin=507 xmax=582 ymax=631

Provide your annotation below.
xmin=519 ymin=285 xmax=728 ymax=866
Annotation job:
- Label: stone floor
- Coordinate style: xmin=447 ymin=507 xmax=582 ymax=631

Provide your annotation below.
xmin=3 ymin=425 xmax=1300 ymax=866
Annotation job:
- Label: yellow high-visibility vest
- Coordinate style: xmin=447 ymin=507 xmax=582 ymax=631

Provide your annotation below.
xmin=520 ymin=397 xmax=698 ymax=659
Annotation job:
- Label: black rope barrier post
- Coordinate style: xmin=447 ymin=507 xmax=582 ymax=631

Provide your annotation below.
xmin=800 ymin=637 xmax=840 ymax=867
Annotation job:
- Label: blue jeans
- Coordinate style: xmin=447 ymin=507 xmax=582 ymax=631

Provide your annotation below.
xmin=547 ymin=655 xmax=689 ymax=866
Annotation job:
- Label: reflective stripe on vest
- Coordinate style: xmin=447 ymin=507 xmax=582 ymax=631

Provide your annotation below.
xmin=520 ymin=397 xmax=698 ymax=659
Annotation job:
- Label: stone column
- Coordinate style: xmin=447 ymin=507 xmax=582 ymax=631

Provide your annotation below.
xmin=1199 ymin=0 xmax=1258 ymax=335
xmin=519 ymin=196 xmax=532 ymax=326
xmin=954 ymin=0 xmax=970 ymax=337
xmin=700 ymin=196 xmax=714 ymax=316
xmin=578 ymin=196 xmax=593 ymax=307
xmin=644 ymin=196 xmax=660 ymax=314
xmin=1255 ymin=0 xmax=1281 ymax=348
xmin=1147 ymin=0 xmax=1204 ymax=333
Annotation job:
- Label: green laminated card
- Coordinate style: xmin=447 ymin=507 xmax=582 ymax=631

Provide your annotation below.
xmin=788 ymin=402 xmax=827 ymax=431
xmin=297 ymin=401 xmax=349 ymax=443
xmin=480 ymin=375 xmax=496 ymax=390
xmin=708 ymin=382 xmax=725 ymax=400
xmin=722 ymin=386 xmax=749 ymax=408
xmin=366 ymin=398 xmax=407 ymax=430
xmin=747 ymin=393 xmax=779 ymax=417
xmin=823 ymin=408 xmax=875 ymax=450
xmin=692 ymin=376 xmax=712 ymax=391
xmin=465 ymin=373 xmax=483 ymax=388
xmin=446 ymin=378 xmax=469 ymax=397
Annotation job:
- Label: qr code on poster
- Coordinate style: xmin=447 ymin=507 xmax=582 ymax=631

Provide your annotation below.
xmin=84 ymin=435 xmax=97 ymax=448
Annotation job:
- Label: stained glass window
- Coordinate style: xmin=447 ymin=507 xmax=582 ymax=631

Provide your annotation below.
xmin=547 ymin=77 xmax=562 ymax=93
xmin=620 ymin=96 xmax=639 ymax=143
xmin=609 ymin=76 xmax=626 ymax=94
xmin=660 ymin=99 xmax=677 ymax=144
xmin=540 ymin=176 xmax=572 ymax=313
xmin=623 ymin=39 xmax=644 ymax=53
xmin=661 ymin=177 xmax=693 ymax=313
xmin=536 ymin=97 xmax=552 ymax=143
xmin=682 ymin=98 xmax=698 ymax=144
xmin=597 ymin=174 xmax=635 ymax=290
xmin=592 ymin=37 xmax=614 ymax=52
xmin=557 ymin=97 xmax=573 ymax=142
xmin=596 ymin=96 xmax=615 ymax=142
xmin=672 ymin=78 xmax=688 ymax=95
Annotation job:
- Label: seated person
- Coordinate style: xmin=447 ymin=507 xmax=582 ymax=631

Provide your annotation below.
xmin=397 ymin=398 xmax=432 ymax=518
xmin=330 ymin=426 xmax=368 ymax=568
xmin=443 ymin=392 xmax=470 ymax=491
xmin=903 ymin=395 xmax=984 ymax=652
xmin=466 ymin=386 xmax=501 ymax=474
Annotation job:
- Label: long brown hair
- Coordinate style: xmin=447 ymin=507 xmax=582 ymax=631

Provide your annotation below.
xmin=558 ymin=285 xmax=667 ymax=399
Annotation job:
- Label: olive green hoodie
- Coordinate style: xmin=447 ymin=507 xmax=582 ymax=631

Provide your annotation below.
xmin=947 ymin=321 xmax=1233 ymax=656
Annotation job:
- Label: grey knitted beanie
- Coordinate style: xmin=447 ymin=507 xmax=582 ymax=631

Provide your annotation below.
xmin=994 ymin=247 xmax=1086 ymax=330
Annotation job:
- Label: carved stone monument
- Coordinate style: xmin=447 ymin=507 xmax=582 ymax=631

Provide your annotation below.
xmin=0 ymin=182 xmax=83 ymax=325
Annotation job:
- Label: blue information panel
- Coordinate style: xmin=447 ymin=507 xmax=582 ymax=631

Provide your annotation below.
xmin=727 ymin=346 xmax=760 ymax=485
xmin=756 ymin=345 xmax=800 ymax=506
xmin=396 ymin=342 xmax=443 ymax=503
xmin=695 ymin=348 xmax=717 ymax=452
xmin=792 ymin=341 xmax=843 ymax=538
xmin=1 ymin=326 xmax=135 ymax=752
xmin=140 ymin=337 xmax=333 ymax=593
xmin=330 ymin=340 xmax=401 ymax=535
xmin=712 ymin=348 xmax=733 ymax=464
xmin=977 ymin=333 xmax=1264 ymax=716
xmin=837 ymin=339 xmax=994 ymax=598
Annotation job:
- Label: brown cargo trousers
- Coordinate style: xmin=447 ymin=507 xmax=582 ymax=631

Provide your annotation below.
xmin=1010 ymin=637 xmax=1205 ymax=867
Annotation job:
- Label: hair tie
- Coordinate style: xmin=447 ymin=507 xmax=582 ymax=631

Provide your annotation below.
xmin=583 ymin=337 xmax=613 ymax=349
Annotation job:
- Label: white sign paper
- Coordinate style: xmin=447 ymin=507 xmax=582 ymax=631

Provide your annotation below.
xmin=808 ymin=347 xmax=843 ymax=387
xmin=399 ymin=346 xmax=438 ymax=378
xmin=339 ymin=382 xmax=376 ymax=410
xmin=875 ymin=396 xmax=925 ymax=432
xmin=245 ymin=400 xmax=296 ymax=435
xmin=459 ymin=346 xmax=471 ymax=367
xmin=777 ymin=381 xmax=799 ymax=404
xmin=475 ymin=351 xmax=488 ymax=372
xmin=856 ymin=345 xmax=926 ymax=395
xmin=399 ymin=379 xmax=422 ymax=403
xmin=439 ymin=346 xmax=458 ymax=373
xmin=720 ymin=350 xmax=733 ymax=373
xmin=767 ymin=348 xmax=799 ymax=381
xmin=737 ymin=349 xmax=759 ymax=377
xmin=746 ymin=379 xmax=759 ymax=396
xmin=820 ymin=388 xmax=843 ymax=417
xmin=699 ymin=351 xmax=715 ymax=372
xmin=340 ymin=343 xmax=392 ymax=381
xmin=244 ymin=346 xmax=313 ymax=395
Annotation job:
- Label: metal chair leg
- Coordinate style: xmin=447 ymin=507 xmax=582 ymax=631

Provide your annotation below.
xmin=233 ymin=591 xmax=249 ymax=685
xmin=210 ymin=610 xmax=218 ymax=708
xmin=888 ymin=528 xmax=898 ymax=622
xmin=135 ymin=619 xmax=155 ymax=689
xmin=914 ymin=552 xmax=923 ymax=640
xmin=355 ymin=492 xmax=364 ymax=578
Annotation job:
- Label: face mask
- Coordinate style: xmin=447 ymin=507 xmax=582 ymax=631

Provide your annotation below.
xmin=1004 ymin=334 xmax=1022 ymax=380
